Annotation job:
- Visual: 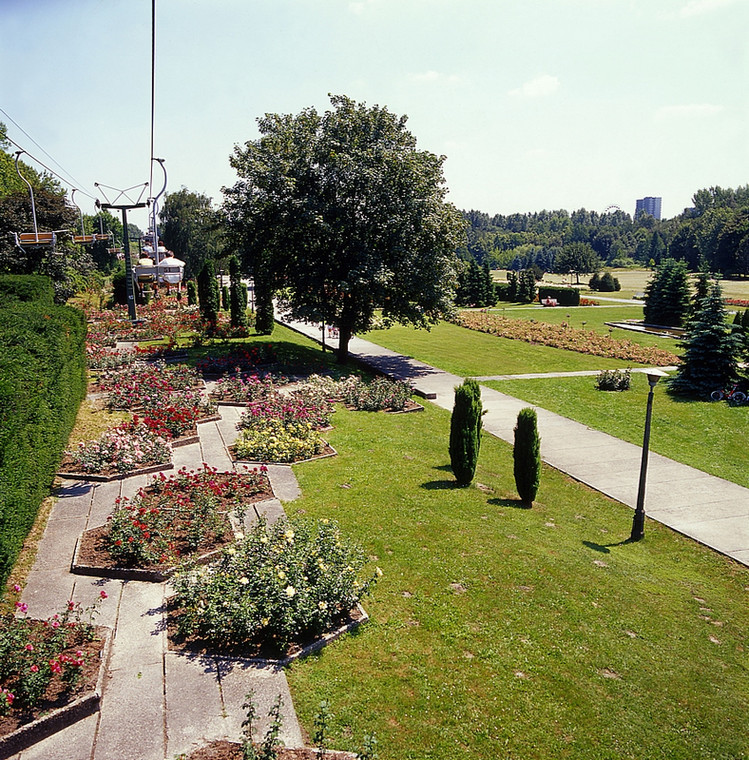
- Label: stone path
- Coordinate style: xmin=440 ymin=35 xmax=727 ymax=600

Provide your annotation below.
xmin=281 ymin=317 xmax=749 ymax=567
xmin=15 ymin=406 xmax=304 ymax=760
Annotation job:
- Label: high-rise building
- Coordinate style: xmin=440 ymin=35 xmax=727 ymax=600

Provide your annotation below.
xmin=635 ymin=197 xmax=662 ymax=220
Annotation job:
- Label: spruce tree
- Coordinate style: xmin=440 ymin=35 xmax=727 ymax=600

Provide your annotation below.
xmin=186 ymin=279 xmax=197 ymax=306
xmin=229 ymin=256 xmax=249 ymax=330
xmin=197 ymin=260 xmax=219 ymax=325
xmin=513 ymin=407 xmax=541 ymax=507
xmin=643 ymin=258 xmax=691 ymax=327
xmin=669 ymin=281 xmax=743 ymax=398
xmin=449 ymin=379 xmax=483 ymax=487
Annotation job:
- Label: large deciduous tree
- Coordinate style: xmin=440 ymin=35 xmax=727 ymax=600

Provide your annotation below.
xmin=159 ymin=188 xmax=223 ymax=279
xmin=553 ymin=242 xmax=601 ymax=284
xmin=223 ymin=94 xmax=466 ymax=363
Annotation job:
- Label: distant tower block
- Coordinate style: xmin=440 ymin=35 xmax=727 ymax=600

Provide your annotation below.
xmin=635 ymin=197 xmax=662 ymax=220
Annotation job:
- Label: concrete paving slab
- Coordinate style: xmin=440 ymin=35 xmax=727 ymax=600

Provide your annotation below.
xmin=18 ymin=712 xmax=99 ymax=760
xmin=71 ymin=577 xmax=123 ymax=629
xmin=199 ymin=421 xmax=234 ymax=471
xmin=49 ymin=481 xmax=95 ymax=519
xmin=216 ymin=659 xmax=304 ymax=748
xmin=165 ymin=652 xmax=226 ymax=759
xmin=29 ymin=516 xmax=87 ymax=572
xmin=650 ymin=498 xmax=749 ymax=525
xmin=244 ymin=499 xmax=286 ymax=530
xmin=86 ymin=480 xmax=123 ymax=529
xmin=541 ymin=446 xmax=641 ymax=470
xmin=216 ymin=407 xmax=241 ymax=446
xmin=94 ymin=661 xmax=165 ymax=760
xmin=172 ymin=440 xmax=202 ymax=471
xmin=108 ymin=582 xmax=165 ymax=672
xmin=646 ymin=477 xmax=749 ymax=508
xmin=21 ymin=570 xmax=76 ymax=620
xmin=267 ymin=465 xmax=301 ymax=502
xmin=668 ymin=514 xmax=749 ymax=554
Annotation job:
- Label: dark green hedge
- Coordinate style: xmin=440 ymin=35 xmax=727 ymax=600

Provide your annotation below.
xmin=538 ymin=286 xmax=580 ymax=306
xmin=0 ymin=274 xmax=55 ymax=305
xmin=0 ymin=284 xmax=87 ymax=585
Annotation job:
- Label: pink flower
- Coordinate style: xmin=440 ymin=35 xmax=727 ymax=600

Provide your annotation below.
xmin=15 ymin=601 xmax=28 ymax=613
xmin=30 ymin=665 xmax=39 ymax=673
xmin=13 ymin=584 xmax=21 ymax=593
xmin=25 ymin=643 xmax=34 ymax=651
xmin=100 ymin=590 xmax=109 ymax=600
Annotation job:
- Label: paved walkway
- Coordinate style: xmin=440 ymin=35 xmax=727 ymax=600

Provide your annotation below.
xmin=16 ymin=405 xmax=305 ymax=760
xmin=282 ymin=317 xmax=749 ymax=567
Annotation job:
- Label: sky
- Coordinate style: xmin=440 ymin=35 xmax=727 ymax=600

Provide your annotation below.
xmin=1 ymin=0 xmax=748 ymax=229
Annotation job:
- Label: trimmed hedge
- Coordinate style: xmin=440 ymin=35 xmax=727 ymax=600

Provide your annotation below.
xmin=0 ymin=274 xmax=54 ymax=305
xmin=538 ymin=286 xmax=580 ymax=306
xmin=0 ymin=278 xmax=87 ymax=585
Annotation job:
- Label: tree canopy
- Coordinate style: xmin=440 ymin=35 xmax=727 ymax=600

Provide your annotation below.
xmin=224 ymin=94 xmax=466 ymax=361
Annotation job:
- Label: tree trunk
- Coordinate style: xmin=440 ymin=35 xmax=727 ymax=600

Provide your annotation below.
xmin=336 ymin=323 xmax=352 ymax=364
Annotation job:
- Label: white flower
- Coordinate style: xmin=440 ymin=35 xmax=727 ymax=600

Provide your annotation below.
xmin=318 ymin=601 xmax=327 ymax=611
xmin=285 ymin=585 xmax=296 ymax=598
xmin=235 ymin=532 xmax=244 ymax=541
xmin=239 ymin=577 xmax=249 ymax=585
xmin=375 ymin=566 xmax=383 ymax=577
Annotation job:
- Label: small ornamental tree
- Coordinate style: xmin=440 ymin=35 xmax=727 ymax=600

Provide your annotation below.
xmin=197 ymin=260 xmax=220 ymax=324
xmin=449 ymin=378 xmax=483 ymax=487
xmin=669 ymin=281 xmax=744 ymax=398
xmin=513 ymin=407 xmax=541 ymax=507
xmin=221 ymin=284 xmax=229 ymax=311
xmin=229 ymin=255 xmax=249 ymax=330
xmin=186 ymin=279 xmax=198 ymax=306
xmin=643 ymin=258 xmax=691 ymax=327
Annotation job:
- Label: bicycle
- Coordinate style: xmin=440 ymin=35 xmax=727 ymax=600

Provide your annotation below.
xmin=710 ymin=384 xmax=747 ymax=404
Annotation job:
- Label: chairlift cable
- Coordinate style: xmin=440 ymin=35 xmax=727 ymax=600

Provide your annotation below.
xmin=149 ymin=0 xmax=157 ymax=200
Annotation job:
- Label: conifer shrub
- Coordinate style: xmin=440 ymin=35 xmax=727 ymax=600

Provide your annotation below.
xmin=254 ymin=287 xmax=275 ymax=335
xmin=0 ymin=274 xmax=54 ymax=304
xmin=513 ymin=407 xmax=541 ymax=507
xmin=229 ymin=256 xmax=249 ymax=330
xmin=221 ymin=285 xmax=229 ymax=311
xmin=186 ymin=279 xmax=198 ymax=306
xmin=197 ymin=260 xmax=220 ymax=324
xmin=449 ymin=378 xmax=483 ymax=487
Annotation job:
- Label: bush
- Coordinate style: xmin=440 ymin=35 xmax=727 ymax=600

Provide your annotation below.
xmin=221 ymin=285 xmax=229 ymax=311
xmin=449 ymin=378 xmax=483 ymax=487
xmin=589 ymin=272 xmax=621 ymax=292
xmin=233 ymin=418 xmax=326 ymax=463
xmin=537 ymin=286 xmax=580 ymax=306
xmin=197 ymin=260 xmax=220 ymax=325
xmin=513 ymin=407 xmax=541 ymax=507
xmin=172 ymin=516 xmax=379 ymax=649
xmin=596 ymin=369 xmax=631 ymax=391
xmin=0 ymin=274 xmax=54 ymax=304
xmin=229 ymin=256 xmax=249 ymax=330
xmin=186 ymin=279 xmax=198 ymax=306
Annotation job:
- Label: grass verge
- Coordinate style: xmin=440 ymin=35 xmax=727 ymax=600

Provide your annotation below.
xmin=286 ymin=404 xmax=749 ymax=759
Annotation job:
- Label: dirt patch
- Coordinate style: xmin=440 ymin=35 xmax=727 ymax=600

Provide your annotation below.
xmin=184 ymin=740 xmax=357 ymax=760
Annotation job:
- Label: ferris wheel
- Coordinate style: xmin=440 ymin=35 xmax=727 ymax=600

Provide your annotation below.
xmin=603 ymin=204 xmax=623 ymax=214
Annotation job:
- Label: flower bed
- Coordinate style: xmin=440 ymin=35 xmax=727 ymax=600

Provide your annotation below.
xmin=0 ymin=591 xmax=109 ymax=748
xmin=209 ymin=371 xmax=289 ymax=404
xmin=456 ymin=312 xmax=681 ymax=365
xmin=170 ymin=516 xmax=379 ymax=656
xmin=304 ymin=374 xmax=415 ymax=412
xmin=232 ymin=419 xmax=329 ymax=464
xmin=100 ymin=361 xmax=202 ymax=409
xmin=60 ymin=421 xmax=171 ymax=477
xmin=238 ymin=391 xmax=334 ymax=431
xmin=75 ymin=466 xmax=273 ymax=573
xmin=196 ymin=345 xmax=279 ymax=376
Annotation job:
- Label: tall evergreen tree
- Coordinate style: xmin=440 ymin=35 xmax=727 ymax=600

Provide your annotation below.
xmin=513 ymin=407 xmax=541 ymax=507
xmin=669 ymin=281 xmax=743 ymax=398
xmin=197 ymin=259 xmax=219 ymax=325
xmin=449 ymin=379 xmax=483 ymax=487
xmin=643 ymin=258 xmax=691 ymax=327
xmin=228 ymin=255 xmax=249 ymax=330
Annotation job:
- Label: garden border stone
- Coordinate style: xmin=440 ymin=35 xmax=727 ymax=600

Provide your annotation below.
xmin=230 ymin=444 xmax=338 ymax=467
xmin=0 ymin=626 xmax=113 ymax=760
xmin=56 ymin=461 xmax=174 ymax=482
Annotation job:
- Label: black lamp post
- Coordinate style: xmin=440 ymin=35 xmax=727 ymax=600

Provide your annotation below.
xmin=631 ymin=369 xmax=668 ymax=541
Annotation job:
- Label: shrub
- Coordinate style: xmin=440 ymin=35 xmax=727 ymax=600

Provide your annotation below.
xmin=197 ymin=260 xmax=220 ymax=325
xmin=0 ymin=274 xmax=54 ymax=304
xmin=186 ymin=279 xmax=198 ymax=306
xmin=595 ymin=368 xmax=631 ymax=391
xmin=449 ymin=378 xmax=483 ymax=487
xmin=513 ymin=407 xmax=541 ymax=507
xmin=172 ymin=516 xmax=379 ymax=649
xmin=643 ymin=258 xmax=691 ymax=327
xmin=229 ymin=256 xmax=249 ymax=331
xmin=221 ymin=285 xmax=230 ymax=311
xmin=341 ymin=375 xmax=412 ymax=411
xmin=537 ymin=286 xmax=580 ymax=306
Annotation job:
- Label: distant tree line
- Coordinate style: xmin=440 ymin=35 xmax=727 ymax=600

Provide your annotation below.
xmin=459 ymin=184 xmax=749 ymax=278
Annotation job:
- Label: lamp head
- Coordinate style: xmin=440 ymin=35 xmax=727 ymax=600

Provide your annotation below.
xmin=644 ymin=369 xmax=668 ymax=388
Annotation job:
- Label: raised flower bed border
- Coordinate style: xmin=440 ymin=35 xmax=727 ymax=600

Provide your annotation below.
xmin=229 ymin=443 xmax=338 ymax=468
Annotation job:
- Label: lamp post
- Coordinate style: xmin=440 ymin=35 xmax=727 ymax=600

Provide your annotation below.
xmin=630 ymin=369 xmax=668 ymax=541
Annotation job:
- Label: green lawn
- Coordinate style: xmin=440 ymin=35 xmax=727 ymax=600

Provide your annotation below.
xmin=363 ymin=321 xmax=659 ymax=377
xmin=286 ymin=404 xmax=749 ymax=759
xmin=483 ymin=373 xmax=749 ymax=489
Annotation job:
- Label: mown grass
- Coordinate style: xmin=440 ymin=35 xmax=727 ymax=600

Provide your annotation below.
xmin=363 ymin=320 xmax=658 ymax=377
xmin=286 ymin=404 xmax=749 ymax=759
xmin=483 ymin=373 xmax=749 ymax=489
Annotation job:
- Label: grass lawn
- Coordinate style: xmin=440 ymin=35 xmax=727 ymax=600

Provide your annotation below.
xmin=286 ymin=404 xmax=749 ymax=759
xmin=483 ymin=373 xmax=749 ymax=489
xmin=363 ymin=321 xmax=658 ymax=377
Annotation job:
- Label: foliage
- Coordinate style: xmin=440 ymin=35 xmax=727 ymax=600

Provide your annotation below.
xmin=595 ymin=368 xmax=631 ymax=391
xmin=238 ymin=389 xmax=334 ymax=431
xmin=456 ymin=260 xmax=495 ymax=307
xmin=449 ymin=378 xmax=483 ymax=487
xmin=589 ymin=271 xmax=621 ymax=292
xmin=254 ymin=283 xmax=275 ymax=335
xmin=195 ymin=344 xmax=279 ymax=375
xmin=106 ymin=466 xmax=265 ymax=566
xmin=554 ymin=242 xmax=601 ymax=283
xmin=210 ymin=371 xmax=287 ymax=403
xmin=187 ymin=279 xmax=198 ymax=306
xmin=0 ymin=273 xmax=54 ymax=303
xmin=234 ymin=419 xmax=326 ymax=463
xmin=643 ymin=258 xmax=692 ymax=327
xmin=224 ymin=94 xmax=466 ymax=362
xmin=513 ymin=407 xmax=541 ymax=506
xmin=669 ymin=281 xmax=744 ymax=399
xmin=0 ymin=291 xmax=86 ymax=585
xmin=457 ymin=312 xmax=680 ymax=365
xmin=172 ymin=515 xmax=378 ymax=649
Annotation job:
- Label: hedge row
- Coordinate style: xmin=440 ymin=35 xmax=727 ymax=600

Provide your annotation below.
xmin=0 ymin=277 xmax=87 ymax=585
xmin=0 ymin=274 xmax=55 ymax=305
xmin=537 ymin=286 xmax=580 ymax=306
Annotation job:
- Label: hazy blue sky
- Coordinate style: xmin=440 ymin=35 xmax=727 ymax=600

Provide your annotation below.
xmin=2 ymin=0 xmax=747 ymax=228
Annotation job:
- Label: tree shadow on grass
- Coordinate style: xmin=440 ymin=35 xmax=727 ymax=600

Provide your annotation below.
xmin=488 ymin=497 xmax=531 ymax=510
xmin=421 ymin=479 xmax=462 ymax=490
xmin=582 ymin=538 xmax=636 ymax=554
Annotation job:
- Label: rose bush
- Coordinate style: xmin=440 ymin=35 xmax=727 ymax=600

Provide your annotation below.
xmin=233 ymin=419 xmax=326 ymax=463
